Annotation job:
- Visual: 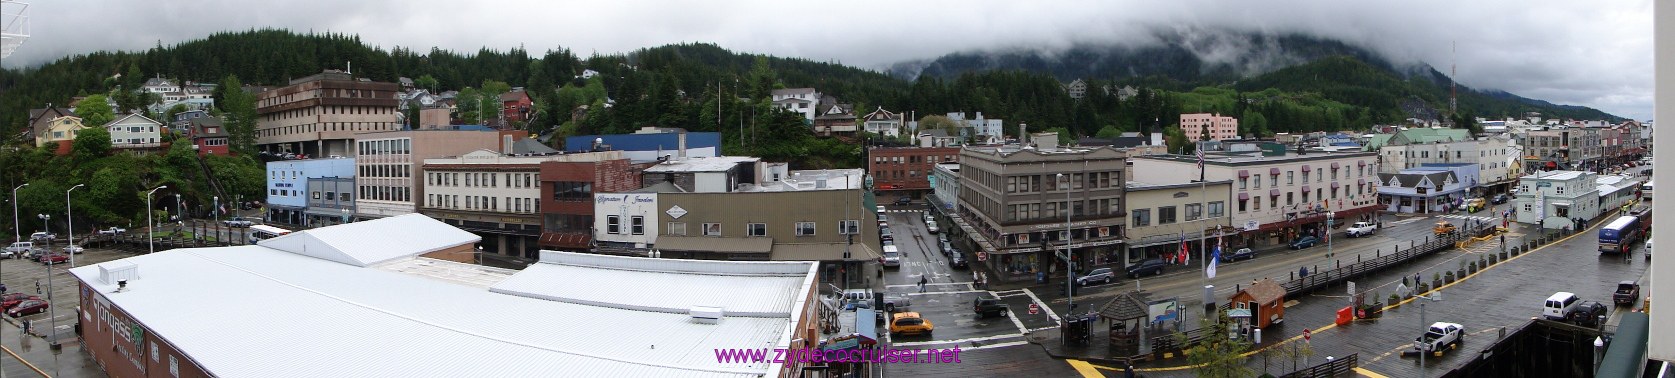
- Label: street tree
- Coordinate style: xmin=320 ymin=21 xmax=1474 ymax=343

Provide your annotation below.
xmin=415 ymin=75 xmax=440 ymax=92
xmin=75 ymin=94 xmax=115 ymax=127
xmin=72 ymin=127 xmax=112 ymax=164
xmin=219 ymin=75 xmax=259 ymax=155
xmin=1183 ymin=313 xmax=1255 ymax=378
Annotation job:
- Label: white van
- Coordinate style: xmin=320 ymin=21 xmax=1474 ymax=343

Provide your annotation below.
xmin=881 ymin=245 xmax=901 ymax=267
xmin=2 ymin=242 xmax=31 ymax=257
xmin=1544 ymin=292 xmax=1579 ymax=320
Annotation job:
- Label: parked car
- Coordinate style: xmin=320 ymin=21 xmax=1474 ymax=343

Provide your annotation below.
xmin=926 ymin=220 xmax=940 ymax=234
xmin=1219 ymin=248 xmax=1257 ymax=262
xmin=37 ymin=253 xmax=67 ymax=265
xmin=1543 ymin=292 xmax=1580 ymax=320
xmin=876 ymin=206 xmax=887 ymax=215
xmin=1345 ymin=222 xmax=1378 ymax=238
xmin=881 ymin=293 xmax=913 ymax=312
xmin=1289 ymin=236 xmax=1320 ymax=249
xmin=0 ymin=294 xmax=39 ymax=309
xmin=1614 ymin=281 xmax=1641 ymax=306
xmin=62 ymin=245 xmax=83 ymax=254
xmin=97 ymin=227 xmax=127 ymax=235
xmin=940 ymin=241 xmax=954 ymax=256
xmin=1077 ymin=268 xmax=1115 ymax=286
xmin=973 ymin=298 xmax=1010 ymax=318
xmin=894 ymin=197 xmax=914 ymax=206
xmin=1491 ymin=194 xmax=1511 ymax=204
xmin=881 ymin=246 xmax=901 ymax=268
xmin=1126 ymin=259 xmax=1168 ymax=278
xmin=889 ymin=312 xmax=934 ymax=337
xmin=948 ymin=250 xmax=968 ymax=269
xmin=1413 ymin=322 xmax=1465 ymax=357
xmin=1567 ymin=301 xmax=1609 ymax=327
xmin=223 ymin=217 xmax=254 ymax=228
xmin=6 ymin=300 xmax=47 ymax=318
xmin=28 ymin=232 xmax=54 ymax=241
xmin=2 ymin=242 xmax=32 ymax=257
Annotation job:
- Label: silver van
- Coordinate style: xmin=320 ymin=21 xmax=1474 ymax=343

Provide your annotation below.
xmin=881 ymin=245 xmax=901 ymax=267
xmin=3 ymin=242 xmax=32 ymax=257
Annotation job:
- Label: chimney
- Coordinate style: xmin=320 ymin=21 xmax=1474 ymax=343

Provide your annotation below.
xmin=1032 ymin=132 xmax=1060 ymax=151
xmin=1019 ymin=123 xmax=1028 ymax=144
xmin=502 ymin=135 xmax=513 ymax=155
xmin=677 ymin=131 xmax=687 ymax=159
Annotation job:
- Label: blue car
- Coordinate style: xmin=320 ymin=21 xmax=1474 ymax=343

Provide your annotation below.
xmin=1290 ymin=236 xmax=1320 ymax=250
xmin=1219 ymin=248 xmax=1257 ymax=262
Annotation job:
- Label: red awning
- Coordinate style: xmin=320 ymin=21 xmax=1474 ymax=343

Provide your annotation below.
xmin=1357 ymin=160 xmax=1367 ymax=167
xmin=1269 ymin=167 xmax=1281 ymax=175
xmin=1302 ymin=165 xmax=1311 ymax=171
xmin=1331 ymin=182 xmax=1340 ymax=188
xmin=1302 ymin=185 xmax=1311 ymax=192
xmin=540 ymin=232 xmax=593 ymax=249
xmin=1269 ymin=189 xmax=1280 ymax=197
xmin=1239 ymin=193 xmax=1250 ymax=200
xmin=1331 ymin=162 xmax=1341 ymax=169
xmin=1358 ymin=179 xmax=1365 ymax=186
xmin=1238 ymin=170 xmax=1250 ymax=178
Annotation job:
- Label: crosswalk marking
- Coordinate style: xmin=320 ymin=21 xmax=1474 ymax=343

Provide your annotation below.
xmin=1437 ymin=214 xmax=1499 ymax=223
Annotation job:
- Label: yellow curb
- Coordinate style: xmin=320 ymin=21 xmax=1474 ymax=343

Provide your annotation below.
xmin=0 ymin=345 xmax=49 ymax=377
xmin=1066 ymin=359 xmax=1107 ymax=377
xmin=1354 ymin=367 xmax=1392 ymax=378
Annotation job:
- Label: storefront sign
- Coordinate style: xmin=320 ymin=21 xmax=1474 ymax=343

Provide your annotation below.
xmin=1028 ymin=220 xmax=1101 ymax=230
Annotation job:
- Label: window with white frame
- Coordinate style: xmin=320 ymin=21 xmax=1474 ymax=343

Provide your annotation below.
xmin=840 ymin=220 xmax=860 ymax=234
xmin=630 ymin=216 xmax=644 ymax=235
xmin=703 ymin=223 xmax=721 ymax=236
xmin=795 ymin=222 xmax=816 ymax=236
xmin=606 ymin=215 xmax=621 ymax=234
xmin=667 ymin=222 xmax=687 ymax=236
xmin=748 ymin=223 xmax=767 ymax=237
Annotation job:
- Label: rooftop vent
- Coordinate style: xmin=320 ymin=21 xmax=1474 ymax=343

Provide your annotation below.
xmin=690 ymin=306 xmax=725 ymax=324
xmin=100 ymin=261 xmax=140 ymax=285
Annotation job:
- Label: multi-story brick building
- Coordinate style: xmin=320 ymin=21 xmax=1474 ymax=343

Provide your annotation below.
xmin=421 ymin=150 xmax=625 ymax=260
xmin=1180 ymin=113 xmax=1240 ymax=141
xmin=956 ymin=133 xmax=1128 ymax=282
xmin=538 ymin=153 xmax=647 ymax=254
xmin=256 ymin=70 xmax=401 ymax=157
xmin=1131 ymin=146 xmax=1380 ymax=249
xmin=869 ymin=146 xmax=960 ymax=197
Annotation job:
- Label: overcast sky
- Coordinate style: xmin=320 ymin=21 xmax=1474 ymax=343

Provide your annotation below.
xmin=1 ymin=1 xmax=1653 ymax=120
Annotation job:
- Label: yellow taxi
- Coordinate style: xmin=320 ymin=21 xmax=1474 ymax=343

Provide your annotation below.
xmin=889 ymin=312 xmax=934 ymax=337
xmin=1433 ymin=221 xmax=1458 ymax=236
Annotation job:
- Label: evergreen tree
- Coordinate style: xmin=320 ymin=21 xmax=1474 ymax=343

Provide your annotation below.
xmin=219 ymin=75 xmax=259 ymax=155
xmin=74 ymin=94 xmax=116 ymax=127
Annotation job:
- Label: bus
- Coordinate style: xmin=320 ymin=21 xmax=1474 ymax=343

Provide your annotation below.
xmin=248 ymin=225 xmax=293 ymax=243
xmin=1629 ymin=205 xmax=1652 ymax=234
xmin=1642 ymin=181 xmax=1653 ymax=201
xmin=1598 ymin=215 xmax=1643 ymax=254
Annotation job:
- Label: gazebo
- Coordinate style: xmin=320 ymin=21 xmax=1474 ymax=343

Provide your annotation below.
xmin=1097 ymin=291 xmax=1152 ymax=353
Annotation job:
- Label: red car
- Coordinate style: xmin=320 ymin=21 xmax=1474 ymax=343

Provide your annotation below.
xmin=0 ymin=293 xmax=38 ymax=309
xmin=36 ymin=253 xmax=67 ymax=264
xmin=6 ymin=300 xmax=46 ymax=317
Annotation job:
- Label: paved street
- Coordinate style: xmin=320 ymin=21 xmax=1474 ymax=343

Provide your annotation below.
xmin=0 ymin=246 xmax=136 ymax=378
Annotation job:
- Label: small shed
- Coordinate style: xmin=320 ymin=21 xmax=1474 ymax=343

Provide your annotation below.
xmin=1230 ymin=278 xmax=1286 ymax=329
xmin=1097 ymin=291 xmax=1152 ymax=353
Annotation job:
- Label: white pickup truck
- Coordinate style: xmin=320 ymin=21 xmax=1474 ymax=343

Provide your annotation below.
xmin=1345 ymin=221 xmax=1378 ymax=238
xmin=1413 ymin=322 xmax=1464 ymax=357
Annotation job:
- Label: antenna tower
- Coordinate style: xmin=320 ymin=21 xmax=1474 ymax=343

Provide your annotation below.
xmin=1450 ymin=41 xmax=1458 ymax=115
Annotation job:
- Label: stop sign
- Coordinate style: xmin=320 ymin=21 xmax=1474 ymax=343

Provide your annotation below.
xmin=1303 ymin=328 xmax=1311 ymax=341
xmin=1028 ymin=304 xmax=1040 ymax=315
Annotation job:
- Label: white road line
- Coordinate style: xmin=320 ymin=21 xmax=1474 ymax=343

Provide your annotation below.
xmin=886 ymin=283 xmax=970 ymax=288
xmin=904 ymin=290 xmax=989 ymax=296
xmin=1007 ymin=310 xmax=1029 ymax=334
xmin=1028 ymin=326 xmax=1058 ymax=332
xmin=992 ymin=289 xmax=1025 ymax=295
xmin=966 ymin=341 xmax=1030 ymax=350
xmin=996 ymin=293 xmax=1027 ymax=298
xmin=892 ymin=333 xmax=1024 ymax=347
xmin=1021 ymin=288 xmax=1060 ymax=320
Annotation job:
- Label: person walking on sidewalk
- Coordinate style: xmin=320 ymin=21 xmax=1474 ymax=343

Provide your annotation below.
xmin=918 ymin=275 xmax=928 ymax=292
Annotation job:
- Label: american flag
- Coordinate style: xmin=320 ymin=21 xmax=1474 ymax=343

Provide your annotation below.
xmin=1195 ymin=147 xmax=1204 ymax=171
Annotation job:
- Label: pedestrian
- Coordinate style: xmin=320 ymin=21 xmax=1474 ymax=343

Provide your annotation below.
xmin=918 ymin=275 xmax=928 ymax=293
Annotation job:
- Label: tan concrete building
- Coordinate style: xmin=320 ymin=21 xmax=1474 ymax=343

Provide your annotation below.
xmin=1130 ymin=148 xmax=1380 ymax=249
xmin=257 ymin=70 xmax=402 ymax=157
xmin=1180 ymin=113 xmax=1240 ymax=141
xmin=955 ymin=134 xmax=1129 ymax=282
xmin=353 ymin=129 xmax=523 ymax=221
xmin=1122 ymin=180 xmax=1234 ymax=263
xmin=596 ymin=169 xmax=883 ymax=289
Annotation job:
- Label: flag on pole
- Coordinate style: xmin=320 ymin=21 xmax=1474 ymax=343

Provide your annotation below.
xmin=1207 ymin=234 xmax=1223 ymax=278
xmin=1177 ymin=232 xmax=1190 ymax=265
xmin=1195 ymin=147 xmax=1205 ymax=171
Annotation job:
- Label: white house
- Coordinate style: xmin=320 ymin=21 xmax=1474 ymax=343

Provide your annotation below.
xmin=142 ymin=77 xmax=180 ymax=94
xmin=771 ymin=88 xmax=822 ymax=121
xmin=105 ymin=113 xmax=163 ymax=149
xmin=861 ymin=107 xmax=903 ymax=137
xmin=947 ymin=112 xmax=1004 ymax=142
xmin=1511 ymin=170 xmax=1599 ymax=229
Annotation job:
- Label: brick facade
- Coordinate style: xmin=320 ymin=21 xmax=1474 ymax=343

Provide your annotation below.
xmin=868 ymin=147 xmax=960 ymax=193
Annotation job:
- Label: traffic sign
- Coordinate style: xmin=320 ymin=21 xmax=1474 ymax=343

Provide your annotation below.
xmin=1347 ymin=281 xmax=1356 ymax=296
xmin=1303 ymin=328 xmax=1311 ymax=341
xmin=1028 ymin=304 xmax=1040 ymax=315
xmin=977 ymin=251 xmax=987 ymax=261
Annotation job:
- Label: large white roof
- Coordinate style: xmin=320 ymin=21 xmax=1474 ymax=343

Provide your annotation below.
xmin=70 ymin=226 xmax=814 ymax=377
xmin=492 ymin=251 xmax=816 ymax=318
xmin=257 ymin=213 xmax=479 ymax=267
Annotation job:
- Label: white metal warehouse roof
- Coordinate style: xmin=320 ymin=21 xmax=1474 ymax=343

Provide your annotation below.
xmin=69 ymin=230 xmax=813 ymax=377
xmin=257 ymin=213 xmax=480 ymax=267
xmin=492 ymin=251 xmax=817 ymax=318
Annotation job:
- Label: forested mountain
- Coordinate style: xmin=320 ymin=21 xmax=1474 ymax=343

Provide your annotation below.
xmin=891 ymin=30 xmax=1621 ymax=123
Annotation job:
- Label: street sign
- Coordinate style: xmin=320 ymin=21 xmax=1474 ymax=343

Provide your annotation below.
xmin=1347 ymin=281 xmax=1356 ymax=296
xmin=1029 ymin=304 xmax=1040 ymax=315
xmin=977 ymin=251 xmax=987 ymax=262
xmin=1303 ymin=328 xmax=1311 ymax=341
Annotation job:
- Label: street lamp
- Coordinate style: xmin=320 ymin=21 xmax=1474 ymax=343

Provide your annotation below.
xmin=147 ymin=186 xmax=168 ymax=254
xmin=12 ymin=183 xmax=28 ymax=243
xmin=1415 ymin=291 xmax=1444 ymax=378
xmin=66 ymin=184 xmax=84 ymax=268
xmin=1057 ymin=173 xmax=1074 ymax=315
xmin=37 ymin=214 xmax=50 ymax=242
